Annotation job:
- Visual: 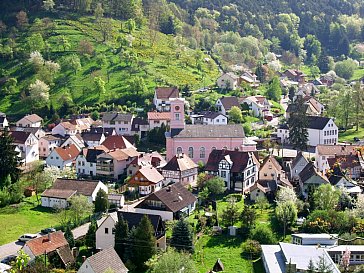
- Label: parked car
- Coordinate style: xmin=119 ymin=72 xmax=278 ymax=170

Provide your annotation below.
xmin=1 ymin=255 xmax=17 ymax=265
xmin=41 ymin=227 xmax=56 ymax=234
xmin=18 ymin=234 xmax=37 ymax=242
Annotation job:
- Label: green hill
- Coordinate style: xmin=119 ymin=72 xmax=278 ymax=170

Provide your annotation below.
xmin=0 ymin=15 xmax=219 ymax=117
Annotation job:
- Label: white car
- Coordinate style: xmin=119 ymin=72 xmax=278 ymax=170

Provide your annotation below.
xmin=18 ymin=234 xmax=37 ymax=242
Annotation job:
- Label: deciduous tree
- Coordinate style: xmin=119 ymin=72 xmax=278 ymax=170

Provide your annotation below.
xmin=148 ymin=248 xmax=196 ymax=273
xmin=94 ymin=189 xmax=108 ymax=213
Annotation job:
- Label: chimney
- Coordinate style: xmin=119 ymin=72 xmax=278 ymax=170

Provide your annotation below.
xmin=166 ymin=186 xmax=171 ymax=192
xmin=48 ymin=233 xmax=51 ymax=242
xmin=82 ymin=256 xmax=86 ymax=262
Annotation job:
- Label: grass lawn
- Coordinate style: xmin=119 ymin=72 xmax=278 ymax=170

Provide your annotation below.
xmin=0 ymin=196 xmax=60 ymax=245
xmin=339 ymin=127 xmax=364 ymax=142
xmin=194 ymin=234 xmax=264 ymax=273
xmin=351 ymin=67 xmax=364 ymax=81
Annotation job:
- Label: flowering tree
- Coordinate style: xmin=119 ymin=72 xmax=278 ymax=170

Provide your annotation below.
xmin=341 ymin=248 xmax=351 ymax=271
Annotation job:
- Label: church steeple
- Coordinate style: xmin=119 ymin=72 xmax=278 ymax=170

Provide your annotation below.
xmin=170 ymin=98 xmax=185 ymax=130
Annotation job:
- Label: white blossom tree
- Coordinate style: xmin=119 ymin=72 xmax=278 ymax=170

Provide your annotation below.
xmin=29 ymin=51 xmax=44 ymax=71
xmin=28 ymin=79 xmax=50 ymax=108
xmin=276 ymin=187 xmax=297 ymax=204
xmin=43 ymin=0 xmax=55 ymax=11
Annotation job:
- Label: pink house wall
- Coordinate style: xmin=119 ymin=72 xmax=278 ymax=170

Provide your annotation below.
xmin=166 ymin=137 xmax=246 ymax=164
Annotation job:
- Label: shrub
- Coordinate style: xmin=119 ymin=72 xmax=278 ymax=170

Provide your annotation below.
xmin=242 ymin=239 xmax=262 ymax=259
xmin=250 ymin=225 xmax=276 ymax=244
xmin=225 ymin=193 xmax=243 ymax=202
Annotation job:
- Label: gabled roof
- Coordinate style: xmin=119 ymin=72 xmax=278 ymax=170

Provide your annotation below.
xmin=261 ymin=155 xmax=282 ymax=172
xmin=131 ymin=117 xmax=148 ymax=131
xmin=89 ymin=127 xmax=115 ymax=136
xmin=54 ymin=144 xmax=80 ymax=161
xmin=299 ymin=162 xmax=329 ymax=184
xmin=129 ymin=166 xmax=164 ymax=185
xmin=327 ymin=154 xmax=361 ymax=170
xmin=291 ymin=151 xmax=309 ymax=169
xmin=24 ymin=231 xmax=68 ymax=257
xmin=316 ymin=145 xmax=358 ymax=156
xmin=105 ymin=148 xmax=139 ymax=161
xmin=41 ymin=189 xmax=77 ymax=199
xmin=137 ymin=183 xmax=197 ymax=213
xmin=56 ymin=245 xmax=75 ymax=266
xmin=84 ymin=247 xmax=128 ymax=273
xmin=218 ymin=96 xmax=240 ymax=110
xmin=205 ymin=149 xmax=252 ymax=173
xmin=18 ymin=114 xmax=43 ymax=124
xmin=221 ymin=72 xmax=239 ymax=80
xmin=102 ymin=113 xmax=133 ymax=123
xmin=117 ymin=211 xmax=163 ymax=235
xmin=161 ymin=153 xmax=197 ymax=172
xmin=307 ymin=116 xmax=332 ymax=130
xmin=81 ymin=132 xmax=104 ymax=142
xmin=155 ymin=87 xmax=179 ymax=99
xmin=200 ymin=111 xmax=227 ymax=119
xmin=9 ymin=131 xmax=32 ymax=144
xmin=101 ymin=135 xmax=134 ymax=150
xmin=50 ymin=179 xmax=101 ymax=196
xmin=81 ymin=146 xmax=109 ymax=163
xmin=171 ymin=124 xmax=245 ymax=138
xmin=11 ymin=126 xmax=44 ymax=135
xmin=147 ymin=112 xmax=171 ymax=120
xmin=57 ymin=121 xmax=76 ymax=130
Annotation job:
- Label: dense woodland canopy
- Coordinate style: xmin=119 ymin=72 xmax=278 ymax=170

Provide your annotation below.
xmin=0 ymin=0 xmax=363 ymax=118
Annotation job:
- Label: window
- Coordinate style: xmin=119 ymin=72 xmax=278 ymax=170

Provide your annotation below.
xmin=200 ymin=147 xmax=205 ymax=158
xmin=105 ymin=228 xmax=109 ymax=234
xmin=211 ymin=147 xmax=216 ymax=151
xmin=175 ymin=113 xmax=180 ymax=120
xmin=177 ymin=147 xmax=182 ymax=154
xmin=124 ymin=121 xmax=128 ymax=124
xmin=188 ymin=147 xmax=194 ymax=158
xmin=221 ymin=171 xmax=226 ymax=178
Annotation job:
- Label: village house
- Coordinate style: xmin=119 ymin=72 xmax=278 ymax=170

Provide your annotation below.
xmin=96 ymin=211 xmax=166 ymax=251
xmin=261 ymin=242 xmax=340 ymax=273
xmin=101 ymin=112 xmax=134 ymax=136
xmin=96 ymin=148 xmax=139 ymax=180
xmin=134 ymin=182 xmax=197 ymax=220
xmin=326 ymin=245 xmax=364 ymax=266
xmin=81 ymin=132 xmax=106 ymax=147
xmin=22 ymin=231 xmax=74 ymax=267
xmin=38 ymin=134 xmax=64 ymax=158
xmin=286 ymin=97 xmax=324 ymax=119
xmin=327 ymin=167 xmax=362 ymax=195
xmin=298 ymin=162 xmax=329 ymax=197
xmin=277 ymin=116 xmax=338 ymax=147
xmin=160 ymin=153 xmax=198 ymax=186
xmin=147 ymin=111 xmax=171 ymax=130
xmin=72 ymin=117 xmax=94 ymax=132
xmin=10 ymin=131 xmax=39 ymax=165
xmin=216 ymin=72 xmax=240 ymax=90
xmin=77 ymin=247 xmax=128 ymax=273
xmin=315 ymin=145 xmax=359 ymax=173
xmin=166 ymin=99 xmax=254 ymax=164
xmin=327 ymin=153 xmax=363 ymax=179
xmin=101 ymin=135 xmax=135 ymax=150
xmin=215 ymin=96 xmax=240 ymax=115
xmin=107 ymin=194 xmax=125 ymax=208
xmin=153 ymin=87 xmax=179 ymax=112
xmin=0 ymin=112 xmax=9 ymax=128
xmin=45 ymin=144 xmax=80 ymax=170
xmin=61 ymin=134 xmax=85 ymax=150
xmin=241 ymin=71 xmax=260 ymax=87
xmin=241 ymin=96 xmax=271 ymax=117
xmin=190 ymin=111 xmax=228 ymax=125
xmin=52 ymin=122 xmax=78 ymax=136
xmin=130 ymin=117 xmax=149 ymax=138
xmin=291 ymin=233 xmax=338 ymax=246
xmin=283 ymin=69 xmax=306 ymax=84
xmin=41 ymin=179 xmax=108 ymax=208
xmin=126 ymin=152 xmax=166 ymax=177
xmin=16 ymin=114 xmax=43 ymax=128
xmin=289 ymin=151 xmax=309 ymax=182
xmin=128 ymin=166 xmax=164 ymax=195
xmin=205 ymin=149 xmax=259 ymax=192
xmin=89 ymin=127 xmax=116 ymax=136
xmin=76 ymin=145 xmax=109 ymax=177
xmin=12 ymin=126 xmax=46 ymax=140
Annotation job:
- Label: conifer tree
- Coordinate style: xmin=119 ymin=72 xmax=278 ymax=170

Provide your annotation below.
xmin=288 ymin=95 xmax=308 ymax=151
xmin=94 ymin=189 xmax=109 ymax=213
xmin=170 ymin=219 xmax=194 ymax=253
xmin=64 ymin=224 xmax=75 ymax=248
xmin=114 ymin=215 xmax=129 ymax=260
xmin=127 ymin=215 xmax=156 ymax=271
xmin=85 ymin=219 xmax=97 ymax=248
xmin=0 ymin=129 xmax=21 ymax=189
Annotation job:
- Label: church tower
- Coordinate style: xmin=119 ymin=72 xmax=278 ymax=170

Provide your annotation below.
xmin=169 ymin=98 xmax=185 ymax=130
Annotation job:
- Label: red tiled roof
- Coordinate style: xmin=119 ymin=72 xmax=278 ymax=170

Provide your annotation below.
xmin=54 ymin=144 xmax=80 ymax=161
xmin=20 ymin=114 xmax=43 ymax=124
xmin=147 ymin=112 xmax=171 ymax=120
xmin=101 ymin=135 xmax=134 ymax=150
xmin=161 ymin=153 xmax=197 ymax=172
xmin=24 ymin=231 xmax=69 ymax=257
xmin=155 ymin=87 xmax=179 ymax=99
